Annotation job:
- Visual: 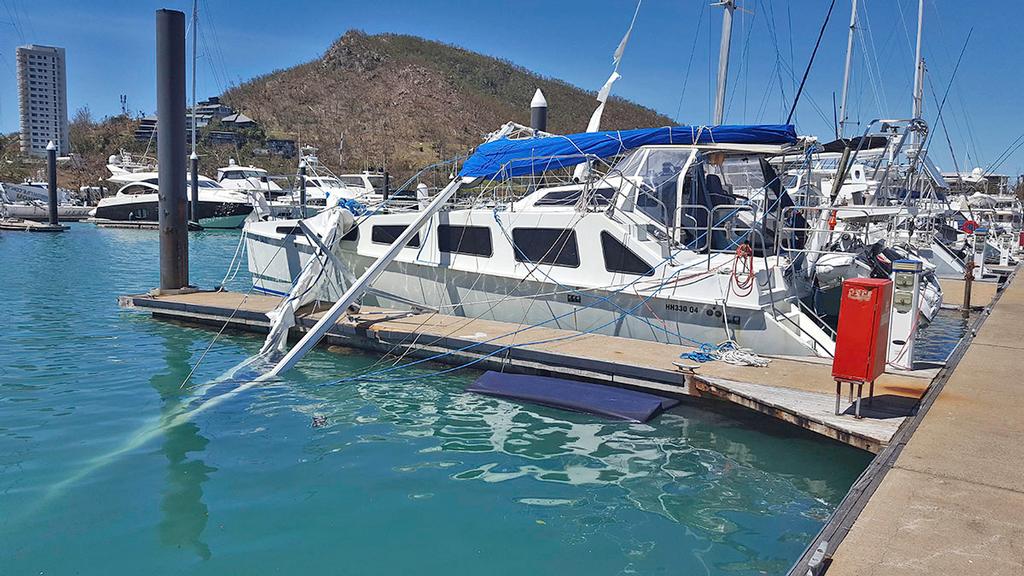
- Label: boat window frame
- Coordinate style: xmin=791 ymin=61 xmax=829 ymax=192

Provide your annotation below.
xmin=510 ymin=227 xmax=580 ymax=268
xmin=437 ymin=224 xmax=493 ymax=257
xmin=120 ymin=183 xmax=153 ymax=195
xmin=371 ymin=224 xmax=421 ymax=248
xmin=600 ymin=231 xmax=654 ymax=276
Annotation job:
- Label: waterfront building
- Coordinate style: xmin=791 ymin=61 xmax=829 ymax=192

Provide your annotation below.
xmin=17 ymin=44 xmax=69 ymax=156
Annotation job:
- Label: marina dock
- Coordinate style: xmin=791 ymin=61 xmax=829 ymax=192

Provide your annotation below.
xmin=121 ymin=290 xmax=943 ymax=454
xmin=808 ymin=267 xmax=1023 ymax=576
xmin=937 ymin=276 xmax=1000 ymax=310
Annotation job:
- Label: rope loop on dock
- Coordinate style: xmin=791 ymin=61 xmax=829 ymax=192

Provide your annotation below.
xmin=679 ymin=340 xmax=770 ymax=367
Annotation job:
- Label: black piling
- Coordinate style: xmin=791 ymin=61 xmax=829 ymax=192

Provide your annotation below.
xmin=530 ymin=88 xmax=548 ymax=133
xmin=45 ymin=141 xmax=58 ymax=226
xmin=156 ymin=9 xmax=188 ymax=291
xmin=189 ymin=151 xmax=199 ymax=223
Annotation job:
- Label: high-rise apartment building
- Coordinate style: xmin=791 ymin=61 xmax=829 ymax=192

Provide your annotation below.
xmin=17 ymin=44 xmax=69 ymax=156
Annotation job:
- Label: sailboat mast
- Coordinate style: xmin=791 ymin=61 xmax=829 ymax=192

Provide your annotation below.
xmin=838 ymin=0 xmax=858 ymax=138
xmin=190 ymin=0 xmax=198 ymax=155
xmin=713 ymin=0 xmax=736 ymax=125
xmin=911 ymin=0 xmax=924 ymax=144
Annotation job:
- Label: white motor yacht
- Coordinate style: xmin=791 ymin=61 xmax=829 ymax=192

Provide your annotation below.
xmin=0 ymin=181 xmax=93 ymax=221
xmin=216 ymin=160 xmax=283 ymax=194
xmin=90 ymin=172 xmax=253 ymax=229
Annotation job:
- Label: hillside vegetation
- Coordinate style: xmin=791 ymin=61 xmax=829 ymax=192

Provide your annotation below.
xmin=223 ymin=31 xmax=673 ymax=180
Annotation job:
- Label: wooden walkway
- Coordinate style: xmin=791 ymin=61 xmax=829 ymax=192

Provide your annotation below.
xmin=0 ymin=218 xmax=68 ymax=232
xmin=120 ymin=290 xmax=936 ymax=453
xmin=938 ymin=277 xmax=999 ymax=310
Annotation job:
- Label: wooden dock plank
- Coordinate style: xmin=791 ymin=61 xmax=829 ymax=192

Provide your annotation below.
xmin=939 ymin=277 xmax=1000 ymax=309
xmin=691 ymin=377 xmax=906 ymax=453
xmin=118 ymin=290 xmax=935 ymax=451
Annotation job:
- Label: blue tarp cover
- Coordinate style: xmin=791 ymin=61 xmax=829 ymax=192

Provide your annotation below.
xmin=466 ymin=371 xmax=680 ymax=422
xmin=458 ymin=124 xmax=798 ymax=181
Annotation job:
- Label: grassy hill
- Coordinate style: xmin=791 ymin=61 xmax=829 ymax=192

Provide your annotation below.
xmin=223 ymin=30 xmax=672 ymax=180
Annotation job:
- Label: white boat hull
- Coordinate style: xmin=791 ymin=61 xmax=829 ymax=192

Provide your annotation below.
xmin=245 ymin=223 xmax=831 ymax=357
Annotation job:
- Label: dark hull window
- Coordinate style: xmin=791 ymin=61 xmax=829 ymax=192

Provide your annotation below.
xmin=511 ymin=228 xmax=579 ymax=268
xmin=371 ymin=224 xmax=421 ymax=247
xmin=341 ymin=226 xmax=359 ymax=242
xmin=600 ymin=231 xmax=654 ymax=276
xmin=437 ymin=225 xmax=492 ymax=257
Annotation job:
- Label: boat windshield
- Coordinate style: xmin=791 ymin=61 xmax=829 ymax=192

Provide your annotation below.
xmin=704 ymin=155 xmax=773 ymax=204
xmin=608 ymin=149 xmax=644 ymax=178
xmin=309 ymin=178 xmax=341 ymax=188
xmin=367 ymin=175 xmax=386 ymax=193
xmin=631 ymin=149 xmax=692 ymax=227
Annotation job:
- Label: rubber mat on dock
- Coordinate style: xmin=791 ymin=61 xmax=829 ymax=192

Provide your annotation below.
xmin=467 ymin=371 xmax=680 ymax=422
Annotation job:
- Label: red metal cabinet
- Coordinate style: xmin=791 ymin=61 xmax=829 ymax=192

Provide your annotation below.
xmin=832 ymin=278 xmax=892 ymax=383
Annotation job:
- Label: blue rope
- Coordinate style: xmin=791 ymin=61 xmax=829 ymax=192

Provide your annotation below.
xmin=679 ymin=343 xmax=720 ymax=363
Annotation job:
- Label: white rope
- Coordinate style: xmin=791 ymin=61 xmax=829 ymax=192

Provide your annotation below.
xmin=218 ymin=228 xmax=247 ymax=289
xmin=716 ymin=340 xmax=771 ymax=367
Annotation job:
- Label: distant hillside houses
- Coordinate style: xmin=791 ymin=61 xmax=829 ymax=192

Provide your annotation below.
xmin=134 ymin=96 xmax=294 ymax=156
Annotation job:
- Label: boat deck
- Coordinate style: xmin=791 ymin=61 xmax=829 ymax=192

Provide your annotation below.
xmin=120 ymin=289 xmax=938 ymax=453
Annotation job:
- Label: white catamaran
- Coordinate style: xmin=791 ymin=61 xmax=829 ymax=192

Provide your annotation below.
xmin=244 ymin=124 xmax=838 ymax=359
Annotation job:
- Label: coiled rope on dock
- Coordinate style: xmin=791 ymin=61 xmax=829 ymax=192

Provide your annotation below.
xmin=679 ymin=340 xmax=770 ymax=367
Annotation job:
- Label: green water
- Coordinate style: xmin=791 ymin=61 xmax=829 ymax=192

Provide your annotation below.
xmin=0 ymin=224 xmax=871 ymax=575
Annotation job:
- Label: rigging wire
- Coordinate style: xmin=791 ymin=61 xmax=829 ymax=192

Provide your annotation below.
xmin=929 ymin=0 xmax=983 ymax=169
xmin=918 ymin=28 xmax=971 ymax=171
xmin=724 ymin=1 xmax=757 ymax=123
xmin=1 ymin=0 xmax=26 ymax=43
xmin=748 ymin=0 xmax=832 ymax=126
xmin=926 ymin=78 xmax=963 ymax=181
xmin=984 ymin=134 xmax=1024 ymax=178
xmin=785 ymin=0 xmax=837 ymax=124
xmin=673 ymin=0 xmax=707 ymax=122
xmin=757 ymin=0 xmax=788 ymax=123
xmin=856 ymin=2 xmax=889 ymax=120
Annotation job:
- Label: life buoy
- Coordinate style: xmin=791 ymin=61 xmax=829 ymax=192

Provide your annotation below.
xmin=961 ymin=219 xmax=979 ymax=234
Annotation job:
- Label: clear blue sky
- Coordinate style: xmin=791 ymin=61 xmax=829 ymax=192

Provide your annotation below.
xmin=1 ymin=0 xmax=1020 ymax=176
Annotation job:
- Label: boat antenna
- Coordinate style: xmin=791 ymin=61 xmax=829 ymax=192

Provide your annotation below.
xmin=785 ymin=0 xmax=837 ymax=124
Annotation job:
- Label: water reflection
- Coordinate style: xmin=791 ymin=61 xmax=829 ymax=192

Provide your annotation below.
xmin=149 ymin=325 xmax=215 ymax=560
xmin=297 ymin=361 xmax=868 ymax=544
xmin=915 ymin=309 xmax=970 ymax=363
